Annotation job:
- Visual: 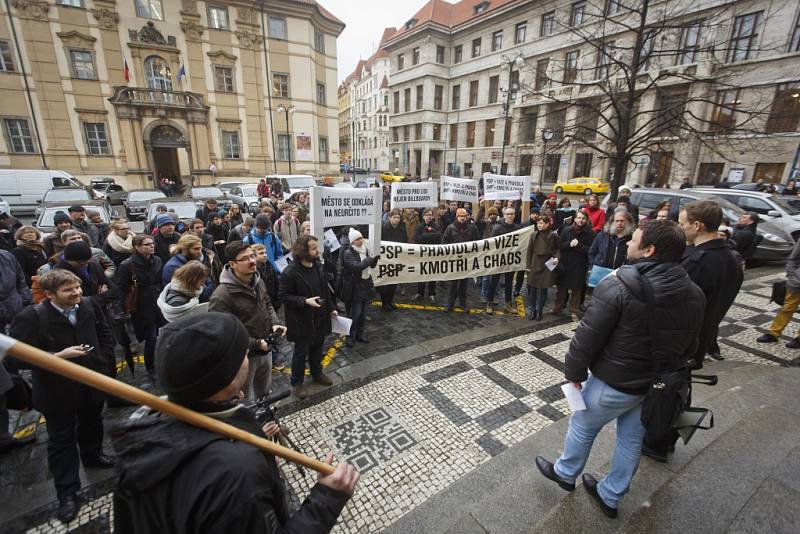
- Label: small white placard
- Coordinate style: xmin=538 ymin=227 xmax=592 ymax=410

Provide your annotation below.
xmin=545 ymin=257 xmax=559 ymax=271
xmin=331 ymin=315 xmax=353 ymax=335
xmin=275 ymin=255 xmax=289 ymax=272
xmin=561 ymin=383 xmax=587 ymax=412
xmin=323 ymin=229 xmax=341 ymax=252
xmin=0 ymin=333 xmax=16 ymax=363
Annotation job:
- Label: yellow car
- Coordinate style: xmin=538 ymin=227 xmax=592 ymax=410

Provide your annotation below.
xmin=380 ymin=172 xmax=405 ymax=182
xmin=553 ymin=177 xmax=609 ymax=195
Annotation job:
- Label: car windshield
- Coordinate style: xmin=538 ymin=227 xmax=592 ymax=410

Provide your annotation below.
xmin=769 ymin=195 xmax=800 ymax=216
xmin=128 ymin=191 xmax=166 ymax=202
xmin=240 ymin=184 xmax=259 ymax=196
xmin=690 ymin=192 xmax=748 ymax=221
xmin=192 ymin=187 xmax=223 ymax=198
xmin=148 ymin=202 xmax=197 ymax=220
xmin=283 ymin=177 xmax=316 ymax=188
xmin=44 ymin=189 xmax=91 ymax=202
xmin=40 ymin=206 xmax=108 ymax=226
xmin=218 ymin=183 xmax=244 ymax=192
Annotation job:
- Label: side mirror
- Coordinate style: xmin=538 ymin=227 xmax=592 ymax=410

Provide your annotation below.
xmin=767 ymin=210 xmax=782 ymax=218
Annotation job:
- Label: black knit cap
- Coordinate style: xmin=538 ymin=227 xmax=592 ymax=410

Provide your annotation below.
xmin=63 ymin=241 xmax=92 ymax=262
xmin=155 ymin=312 xmax=249 ymax=404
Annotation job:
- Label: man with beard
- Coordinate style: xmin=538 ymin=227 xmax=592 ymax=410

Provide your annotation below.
xmin=486 ymin=208 xmax=520 ymax=314
xmin=152 ymin=215 xmax=180 ymax=267
xmin=441 ymin=208 xmax=479 ymax=312
xmin=412 ymin=209 xmax=442 ymax=303
xmin=162 ymin=233 xmax=214 ymax=301
xmin=589 ymin=208 xmax=635 ymax=270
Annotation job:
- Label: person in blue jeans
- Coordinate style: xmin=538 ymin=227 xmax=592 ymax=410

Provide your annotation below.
xmin=535 ymin=219 xmax=705 ymax=517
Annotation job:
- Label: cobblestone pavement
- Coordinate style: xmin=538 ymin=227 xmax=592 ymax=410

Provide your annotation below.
xmin=2 ymin=267 xmax=798 ymax=533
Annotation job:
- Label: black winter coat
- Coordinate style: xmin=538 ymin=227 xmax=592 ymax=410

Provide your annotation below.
xmin=414 ymin=221 xmax=442 ymax=244
xmin=102 ymin=241 xmax=133 ymax=268
xmin=732 ymin=225 xmax=758 ymax=260
xmin=0 ymin=249 xmax=31 ymax=327
xmin=588 ymin=232 xmax=631 ymax=270
xmin=112 ymin=405 xmax=349 ymax=534
xmin=565 ymin=260 xmax=706 ymax=394
xmin=383 ymin=222 xmax=408 ymax=243
xmin=441 ymin=222 xmax=480 ymax=244
xmin=342 ymin=246 xmax=377 ymax=303
xmin=557 ymin=225 xmax=595 ymax=289
xmin=9 ymin=299 xmax=115 ymax=413
xmin=279 ymin=260 xmax=335 ymax=342
xmin=11 ymin=245 xmax=47 ymax=287
xmin=681 ymin=239 xmax=743 ymax=367
xmin=153 ymin=231 xmax=179 ymax=266
xmin=116 ymin=253 xmax=163 ymax=331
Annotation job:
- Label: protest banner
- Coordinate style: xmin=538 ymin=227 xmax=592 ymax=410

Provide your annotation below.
xmin=483 ymin=173 xmax=531 ymax=201
xmin=373 ymin=225 xmax=535 ymax=286
xmin=440 ymin=175 xmax=479 ymax=204
xmin=309 ymin=186 xmax=383 ymax=252
xmin=390 ymin=181 xmax=438 ymax=210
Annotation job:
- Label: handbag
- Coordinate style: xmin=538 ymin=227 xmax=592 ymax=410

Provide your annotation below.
xmin=638 ymin=272 xmax=691 ymax=443
xmin=123 ymin=274 xmax=138 ymax=314
xmin=770 ymin=280 xmax=787 ymax=306
xmin=588 ymin=265 xmax=613 ymax=288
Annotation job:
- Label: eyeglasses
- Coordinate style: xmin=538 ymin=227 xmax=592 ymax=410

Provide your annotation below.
xmin=233 ymin=254 xmax=257 ymax=262
xmin=118 ymin=227 xmax=130 ymax=231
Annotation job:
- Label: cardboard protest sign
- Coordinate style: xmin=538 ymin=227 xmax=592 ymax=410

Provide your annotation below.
xmin=390 ymin=181 xmax=438 ymax=209
xmin=309 ymin=186 xmax=383 ymax=257
xmin=373 ymin=225 xmax=535 ymax=286
xmin=483 ymin=173 xmax=531 ymax=201
xmin=439 ymin=176 xmax=479 ymax=204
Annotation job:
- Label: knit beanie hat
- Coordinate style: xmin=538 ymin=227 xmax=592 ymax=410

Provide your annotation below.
xmin=155 ymin=214 xmax=174 ymax=228
xmin=63 ymin=241 xmax=92 ymax=262
xmin=156 ymin=312 xmax=250 ymax=404
xmin=348 ymin=227 xmax=363 ymax=243
xmin=53 ymin=211 xmax=70 ymax=224
xmin=255 ymin=214 xmax=271 ymax=229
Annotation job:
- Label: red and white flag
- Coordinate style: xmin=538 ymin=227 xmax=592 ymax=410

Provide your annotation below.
xmin=123 ymin=57 xmax=130 ymax=83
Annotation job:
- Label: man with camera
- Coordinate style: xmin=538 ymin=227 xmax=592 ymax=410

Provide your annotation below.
xmin=210 ymin=241 xmax=286 ymax=401
xmin=279 ymin=235 xmax=338 ymax=400
xmin=10 ymin=269 xmax=116 ymax=523
xmin=113 ymin=312 xmax=358 ymax=533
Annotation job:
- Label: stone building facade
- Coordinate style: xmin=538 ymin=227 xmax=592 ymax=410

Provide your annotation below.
xmin=0 ymin=0 xmax=343 ymax=190
xmin=383 ymin=0 xmax=800 ymax=185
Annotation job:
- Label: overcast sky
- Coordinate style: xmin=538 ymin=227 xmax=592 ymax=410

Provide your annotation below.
xmin=320 ymin=0 xmax=432 ymax=84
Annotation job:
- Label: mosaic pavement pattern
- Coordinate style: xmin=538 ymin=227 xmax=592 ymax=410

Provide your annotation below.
xmin=13 ymin=269 xmax=800 ymax=533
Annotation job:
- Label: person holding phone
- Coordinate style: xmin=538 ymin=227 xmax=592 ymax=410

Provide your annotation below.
xmin=9 ymin=269 xmax=116 ymax=524
xmin=279 ymin=235 xmax=338 ymax=400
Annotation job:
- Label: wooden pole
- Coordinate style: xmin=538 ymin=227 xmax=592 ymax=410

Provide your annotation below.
xmin=0 ymin=335 xmax=335 ymax=475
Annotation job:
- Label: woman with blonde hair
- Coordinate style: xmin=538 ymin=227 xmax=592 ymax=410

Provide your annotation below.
xmin=103 ymin=218 xmax=134 ymax=267
xmin=162 ymin=233 xmax=213 ymax=301
xmin=11 ymin=225 xmax=47 ymax=287
xmin=157 ymin=260 xmax=210 ymax=322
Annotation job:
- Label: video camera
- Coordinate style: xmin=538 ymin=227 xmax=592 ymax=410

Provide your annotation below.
xmin=245 ymin=389 xmax=290 ymax=425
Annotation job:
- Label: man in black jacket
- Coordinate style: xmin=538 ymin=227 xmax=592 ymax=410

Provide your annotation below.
xmin=279 ymin=235 xmax=337 ymax=400
xmin=441 ymin=208 xmax=480 ymax=312
xmin=536 ymin=220 xmax=705 ymax=518
xmin=112 ymin=312 xmax=358 ymax=533
xmin=732 ymin=211 xmax=759 ymax=261
xmin=678 ymin=200 xmax=743 ymax=366
xmin=10 ymin=269 xmax=116 ymax=523
xmin=486 ymin=208 xmax=520 ymax=314
xmin=413 ymin=209 xmax=442 ymax=302
xmin=378 ymin=209 xmax=407 ymax=311
xmin=152 ymin=214 xmax=180 ymax=267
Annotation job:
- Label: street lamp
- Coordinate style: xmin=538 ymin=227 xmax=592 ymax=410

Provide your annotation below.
xmin=499 ymin=54 xmax=524 ymax=175
xmin=276 ymin=104 xmax=296 ymax=173
xmin=539 ymin=128 xmax=554 ymax=188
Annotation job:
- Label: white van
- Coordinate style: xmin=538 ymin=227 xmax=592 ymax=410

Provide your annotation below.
xmin=0 ymin=169 xmax=83 ymax=215
xmin=264 ymin=174 xmax=317 ymax=200
xmin=0 ymin=169 xmax=84 ymax=215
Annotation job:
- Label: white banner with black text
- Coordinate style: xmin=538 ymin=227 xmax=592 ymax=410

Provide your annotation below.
xmin=373 ymin=225 xmax=535 ymax=286
xmin=390 ymin=181 xmax=438 ymax=210
xmin=482 ymin=173 xmax=531 ymax=201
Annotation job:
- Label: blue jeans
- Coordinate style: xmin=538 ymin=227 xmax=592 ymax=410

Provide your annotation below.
xmin=527 ymin=287 xmax=549 ymax=312
xmin=348 ymin=297 xmax=368 ymax=339
xmin=554 ymin=375 xmax=646 ymax=509
xmin=479 ymin=276 xmax=491 ymax=299
xmin=487 ymin=272 xmax=514 ymax=304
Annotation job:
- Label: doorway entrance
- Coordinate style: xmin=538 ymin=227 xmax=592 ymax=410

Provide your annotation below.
xmin=647 ymin=152 xmax=674 ymax=187
xmin=148 ymin=123 xmax=191 ymax=193
xmin=153 ymin=147 xmax=179 ymax=184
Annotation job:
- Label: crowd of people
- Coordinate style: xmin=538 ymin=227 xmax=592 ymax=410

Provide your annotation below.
xmin=0 ymin=176 xmax=791 ymax=529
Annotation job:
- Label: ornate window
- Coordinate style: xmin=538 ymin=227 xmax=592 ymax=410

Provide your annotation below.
xmin=144 ymin=56 xmax=172 ymax=90
xmin=83 ymin=123 xmax=110 ymax=155
xmin=3 ymin=118 xmax=35 ymax=153
xmin=70 ymin=50 xmax=96 ymax=80
xmin=134 ymin=0 xmax=163 ymax=21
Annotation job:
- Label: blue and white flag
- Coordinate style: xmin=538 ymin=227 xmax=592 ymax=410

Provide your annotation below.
xmin=176 ymin=62 xmax=186 ymax=83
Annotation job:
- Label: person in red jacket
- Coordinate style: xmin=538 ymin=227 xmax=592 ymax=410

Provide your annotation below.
xmin=584 ymin=194 xmax=606 ymax=233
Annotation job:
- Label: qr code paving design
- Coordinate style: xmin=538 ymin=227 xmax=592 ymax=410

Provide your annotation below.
xmin=324 ymin=407 xmax=418 ymax=472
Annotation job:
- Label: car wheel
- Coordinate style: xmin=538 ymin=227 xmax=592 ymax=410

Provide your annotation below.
xmin=584 ymin=188 xmax=593 ymax=195
xmin=792 ymin=231 xmax=800 ymax=243
xmin=249 ymin=202 xmax=260 ymax=214
xmin=556 ymin=187 xmax=564 ymax=194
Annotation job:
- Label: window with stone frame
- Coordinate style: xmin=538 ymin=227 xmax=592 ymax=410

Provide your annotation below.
xmin=521 ymin=110 xmax=538 ymax=143
xmin=208 ymin=5 xmax=229 ymax=30
xmin=316 ymin=82 xmax=326 ymax=105
xmin=489 ymin=75 xmax=499 ymax=103
xmin=535 ymin=58 xmax=550 ymax=90
xmin=398 ymin=54 xmax=405 ymax=70
xmin=416 ymin=85 xmax=423 ymax=110
xmin=454 ymin=45 xmax=463 ymax=63
xmin=436 ymin=45 xmax=445 ymax=64
xmin=570 ymin=1 xmax=587 ymax=27
xmin=144 ymin=55 xmax=172 ymax=90
xmin=434 ymin=85 xmax=443 ymax=110
xmin=268 ymin=16 xmax=288 ymax=40
xmin=710 ymin=89 xmax=740 ymax=133
xmin=415 ymin=123 xmax=422 ymax=140
xmin=484 ymin=118 xmax=495 ymax=146
xmin=273 ymin=73 xmax=289 ymax=98
xmin=214 ymin=66 xmax=235 ymax=92
xmin=412 ymin=48 xmax=420 ymax=65
xmin=277 ymin=133 xmax=291 ymax=161
xmin=83 ymin=122 xmax=110 ymax=155
xmin=404 ymin=88 xmax=411 ymax=112
xmin=564 ymin=50 xmax=579 ymax=84
xmin=134 ymin=0 xmax=163 ymax=20
xmin=70 ymin=50 xmax=96 ymax=80
xmin=466 ymin=121 xmax=475 ymax=147
xmin=57 ymin=0 xmax=83 ymax=7
xmin=0 ymin=41 xmax=15 ymax=72
xmin=469 ymin=80 xmax=479 ymax=107
xmin=319 ymin=136 xmax=329 ymax=162
xmin=541 ymin=11 xmax=555 ymax=36
xmin=3 ymin=118 xmax=35 ymax=153
xmin=451 ymin=85 xmax=461 ymax=110
xmin=548 ymin=106 xmax=567 ymax=140
xmin=472 ymin=38 xmax=481 ymax=58
xmin=449 ymin=123 xmax=458 ymax=148
xmin=393 ymin=91 xmax=400 ymax=114
xmin=766 ymin=83 xmax=800 ymax=134
xmin=432 ymin=123 xmax=441 ymax=140
xmin=677 ymin=21 xmax=702 ymax=65
xmin=315 ymin=30 xmax=326 ymax=53
xmin=222 ymin=129 xmax=241 ymax=159
xmin=492 ymin=31 xmax=503 ymax=52
xmin=606 ymin=0 xmax=621 ymax=16
xmin=515 ymin=22 xmax=527 ymax=44
xmin=727 ymin=12 xmax=763 ymax=63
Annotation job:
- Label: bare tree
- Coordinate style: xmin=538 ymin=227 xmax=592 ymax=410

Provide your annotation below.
xmin=515 ymin=0 xmax=794 ymax=200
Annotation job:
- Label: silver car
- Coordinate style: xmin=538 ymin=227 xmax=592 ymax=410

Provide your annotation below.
xmin=226 ymin=183 xmax=261 ymax=215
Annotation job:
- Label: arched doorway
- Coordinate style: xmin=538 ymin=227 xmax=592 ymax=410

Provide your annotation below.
xmin=147 ymin=123 xmax=191 ymax=194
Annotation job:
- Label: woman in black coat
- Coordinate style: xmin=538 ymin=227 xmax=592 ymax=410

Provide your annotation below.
xmin=10 ymin=225 xmax=47 ymax=287
xmin=341 ymin=228 xmax=379 ymax=347
xmin=116 ymin=234 xmax=163 ymax=377
xmin=554 ymin=210 xmax=595 ymax=319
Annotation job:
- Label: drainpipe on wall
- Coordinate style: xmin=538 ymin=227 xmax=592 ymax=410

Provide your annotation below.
xmin=5 ymin=0 xmax=47 ymax=169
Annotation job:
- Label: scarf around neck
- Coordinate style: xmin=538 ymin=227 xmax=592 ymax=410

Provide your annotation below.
xmin=107 ymin=232 xmax=134 ymax=253
xmin=351 ymin=242 xmax=371 ymax=280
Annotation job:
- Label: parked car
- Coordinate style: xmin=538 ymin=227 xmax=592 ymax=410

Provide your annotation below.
xmin=35 ymin=200 xmax=114 ymax=234
xmin=35 ymin=188 xmax=95 ymax=217
xmin=214 ymin=181 xmax=248 ymax=194
xmin=226 ymin=183 xmax=261 ymax=214
xmin=264 ymin=175 xmax=317 ymax=200
xmin=690 ymin=188 xmax=800 ymax=241
xmin=124 ymin=189 xmax=167 ymax=220
xmin=0 ymin=169 xmax=84 ymax=215
xmin=144 ymin=198 xmax=198 ymax=232
xmin=732 ymin=182 xmax=786 ymax=194
xmin=90 ymin=179 xmax=126 ymax=204
xmin=553 ymin=177 xmax=609 ymax=195
xmin=380 ymin=171 xmax=405 ymax=183
xmin=0 ymin=195 xmax=10 ymax=215
xmin=190 ymin=186 xmax=231 ymax=209
xmin=626 ymin=188 xmax=793 ymax=261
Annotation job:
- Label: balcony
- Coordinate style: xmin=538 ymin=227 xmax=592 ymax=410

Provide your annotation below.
xmin=109 ymin=86 xmax=209 ymax=112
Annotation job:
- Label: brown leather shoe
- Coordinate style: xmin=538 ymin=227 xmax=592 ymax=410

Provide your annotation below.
xmin=292 ymin=384 xmax=307 ymax=400
xmin=313 ymin=373 xmax=333 ymax=386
